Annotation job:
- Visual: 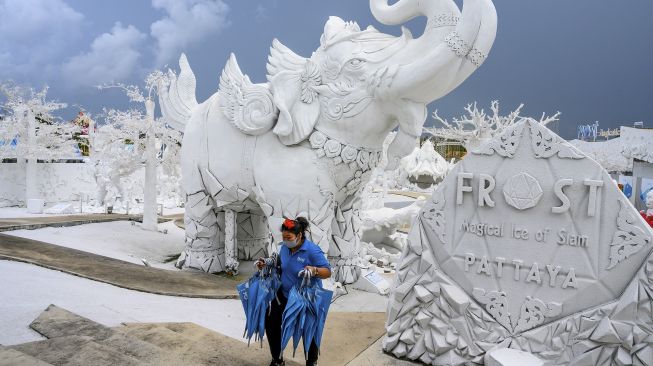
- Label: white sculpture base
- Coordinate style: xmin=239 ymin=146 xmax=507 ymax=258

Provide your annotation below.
xmin=484 ymin=348 xmax=545 ymax=366
xmin=44 ymin=203 xmax=76 ymax=215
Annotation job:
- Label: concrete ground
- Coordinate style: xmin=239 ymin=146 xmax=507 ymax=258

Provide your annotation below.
xmin=347 ymin=337 xmax=421 ymax=366
xmin=0 ymin=206 xmax=416 ymax=365
xmin=2 ymin=305 xmax=389 ymax=366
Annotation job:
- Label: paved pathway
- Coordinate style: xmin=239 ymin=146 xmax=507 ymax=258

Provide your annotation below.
xmin=0 ymin=214 xmax=142 ymax=232
xmin=0 ymin=234 xmax=238 ymax=299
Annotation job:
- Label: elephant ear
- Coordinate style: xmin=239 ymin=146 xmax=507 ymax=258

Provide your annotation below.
xmin=267 ymin=39 xmax=321 ymax=146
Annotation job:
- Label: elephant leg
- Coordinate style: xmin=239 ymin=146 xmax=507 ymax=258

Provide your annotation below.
xmin=236 ymin=213 xmax=270 ymax=261
xmin=176 ymin=189 xmax=225 ymax=273
xmin=329 ymin=203 xmax=362 ymax=285
xmin=224 ymin=208 xmax=238 ymax=275
xmin=265 ymin=215 xmax=284 ymax=256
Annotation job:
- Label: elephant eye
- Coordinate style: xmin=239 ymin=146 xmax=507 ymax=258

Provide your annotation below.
xmin=347 ymin=58 xmax=365 ymax=69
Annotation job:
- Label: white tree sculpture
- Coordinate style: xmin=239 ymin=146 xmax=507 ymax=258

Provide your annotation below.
xmin=425 ymin=101 xmax=560 ymax=150
xmin=90 ymin=108 xmax=149 ymax=210
xmin=97 ymin=71 xmax=178 ymax=229
xmin=0 ymin=83 xmax=80 ymax=204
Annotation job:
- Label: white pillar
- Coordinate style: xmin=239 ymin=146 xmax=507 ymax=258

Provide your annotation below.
xmin=224 ymin=208 xmax=239 ymax=275
xmin=25 ymin=108 xmax=38 ymax=202
xmin=142 ymin=99 xmax=158 ymax=231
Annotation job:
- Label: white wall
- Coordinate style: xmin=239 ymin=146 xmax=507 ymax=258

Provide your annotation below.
xmin=0 ymin=161 xmax=183 ymax=208
xmin=0 ymin=162 xmax=96 ymax=207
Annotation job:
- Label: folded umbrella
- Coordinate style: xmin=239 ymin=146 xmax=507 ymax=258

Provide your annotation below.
xmin=302 ymin=286 xmax=318 ymax=360
xmin=280 ymin=284 xmax=305 ymax=358
xmin=312 ymin=281 xmax=333 ymax=350
xmin=237 ymin=256 xmax=282 ymax=346
xmin=280 ymin=269 xmax=335 ymax=359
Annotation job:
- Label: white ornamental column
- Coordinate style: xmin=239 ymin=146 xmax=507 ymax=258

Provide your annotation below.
xmin=142 ymin=99 xmax=158 ymax=231
xmin=224 ymin=208 xmax=239 ymax=275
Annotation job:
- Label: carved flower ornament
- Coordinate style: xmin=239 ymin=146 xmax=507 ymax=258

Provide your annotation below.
xmin=323 ymin=139 xmax=342 ymax=158
xmin=341 ymin=145 xmax=358 ymax=164
xmin=356 ymin=150 xmax=370 ymax=170
xmin=309 ymin=131 xmax=328 ymax=149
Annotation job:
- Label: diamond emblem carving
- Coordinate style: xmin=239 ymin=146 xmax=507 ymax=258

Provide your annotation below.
xmin=502 ymin=172 xmax=543 ymax=210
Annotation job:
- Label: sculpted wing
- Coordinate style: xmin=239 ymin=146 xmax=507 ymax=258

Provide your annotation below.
xmin=217 ymin=53 xmax=277 ymax=135
xmin=159 ymin=53 xmax=198 ymax=131
xmin=266 ymin=38 xmax=307 ymax=79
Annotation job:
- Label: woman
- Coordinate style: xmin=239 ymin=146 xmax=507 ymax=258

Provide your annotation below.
xmin=257 ymin=217 xmax=331 ymax=366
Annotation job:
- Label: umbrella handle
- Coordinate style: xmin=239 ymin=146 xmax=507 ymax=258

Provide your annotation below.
xmin=298 ymin=269 xmax=313 ymax=288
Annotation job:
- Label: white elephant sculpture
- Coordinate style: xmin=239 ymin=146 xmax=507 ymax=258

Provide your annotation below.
xmin=159 ymin=0 xmax=497 ymax=282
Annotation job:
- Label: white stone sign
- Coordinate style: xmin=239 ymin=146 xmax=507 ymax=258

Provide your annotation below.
xmin=384 ymin=119 xmax=653 ymax=365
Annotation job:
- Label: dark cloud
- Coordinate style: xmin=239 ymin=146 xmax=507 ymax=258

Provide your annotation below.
xmin=1 ymin=0 xmax=651 ymax=138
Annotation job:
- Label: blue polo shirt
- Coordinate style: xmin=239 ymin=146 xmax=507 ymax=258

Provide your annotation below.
xmin=278 ymin=239 xmax=331 ymax=298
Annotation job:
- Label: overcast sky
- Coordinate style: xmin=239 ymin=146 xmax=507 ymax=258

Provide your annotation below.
xmin=1 ymin=0 xmax=652 ymax=138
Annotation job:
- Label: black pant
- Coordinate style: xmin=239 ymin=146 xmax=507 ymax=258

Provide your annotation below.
xmin=266 ymin=291 xmax=319 ymax=365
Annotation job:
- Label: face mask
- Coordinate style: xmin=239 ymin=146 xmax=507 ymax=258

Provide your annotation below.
xmin=283 ymin=240 xmax=298 ymax=249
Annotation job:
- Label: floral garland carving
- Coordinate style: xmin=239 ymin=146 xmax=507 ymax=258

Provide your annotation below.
xmin=309 ymin=130 xmax=383 ymax=197
xmin=530 ymin=121 xmax=585 ymax=159
xmin=421 ymin=190 xmax=446 ymax=244
xmin=607 ymin=199 xmax=652 ymax=270
xmin=426 ymin=12 xmax=459 ymax=29
xmin=444 ymin=31 xmax=488 ymax=67
xmin=474 ymin=288 xmax=562 ymax=334
xmin=473 ymin=288 xmax=512 ymax=331
xmin=309 ymin=130 xmax=382 ymax=171
xmin=472 ymin=122 xmax=525 ymax=158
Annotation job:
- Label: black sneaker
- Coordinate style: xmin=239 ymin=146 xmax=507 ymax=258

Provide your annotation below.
xmin=269 ymin=360 xmax=285 ymax=366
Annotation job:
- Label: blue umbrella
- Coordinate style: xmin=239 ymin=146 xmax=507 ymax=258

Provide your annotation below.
xmin=280 ymin=270 xmax=334 ymax=359
xmin=244 ymin=274 xmax=262 ymax=343
xmin=281 ymin=283 xmax=305 ymax=357
xmin=312 ymin=284 xmax=333 ymax=350
xmin=236 ymin=280 xmax=249 ymax=313
xmin=302 ymin=287 xmax=318 ymax=359
xmin=237 ymin=256 xmax=282 ymax=346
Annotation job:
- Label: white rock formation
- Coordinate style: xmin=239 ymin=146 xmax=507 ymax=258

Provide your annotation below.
xmin=361 ymin=198 xmax=425 ymax=232
xmin=158 ymin=0 xmax=499 ymax=282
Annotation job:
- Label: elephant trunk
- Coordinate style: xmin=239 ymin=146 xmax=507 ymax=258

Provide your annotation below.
xmin=370 ymin=0 xmax=497 ymax=103
xmin=369 ymin=0 xmax=460 ymax=26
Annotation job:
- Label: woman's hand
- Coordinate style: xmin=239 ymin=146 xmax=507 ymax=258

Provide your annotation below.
xmin=304 ymin=265 xmax=317 ymax=277
xmin=256 ymin=258 xmax=265 ymax=270
xmin=303 ymin=265 xmax=331 ymax=279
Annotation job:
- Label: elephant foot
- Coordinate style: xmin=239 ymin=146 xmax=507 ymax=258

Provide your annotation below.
xmin=176 ymin=247 xmax=225 ymax=273
xmin=225 ymin=258 xmax=239 ymax=276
